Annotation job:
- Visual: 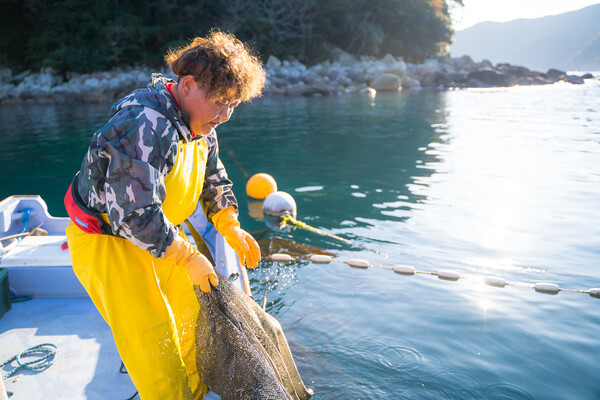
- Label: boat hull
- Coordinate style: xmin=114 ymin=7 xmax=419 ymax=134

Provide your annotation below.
xmin=0 ymin=196 xmax=247 ymax=297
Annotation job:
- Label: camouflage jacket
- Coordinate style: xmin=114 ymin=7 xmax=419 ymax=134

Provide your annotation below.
xmin=75 ymin=74 xmax=238 ymax=257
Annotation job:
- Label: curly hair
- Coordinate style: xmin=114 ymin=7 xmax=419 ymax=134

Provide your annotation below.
xmin=165 ymin=30 xmax=266 ymax=103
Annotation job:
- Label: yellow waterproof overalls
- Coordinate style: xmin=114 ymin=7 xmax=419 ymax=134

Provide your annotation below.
xmin=66 ymin=139 xmax=208 ymax=400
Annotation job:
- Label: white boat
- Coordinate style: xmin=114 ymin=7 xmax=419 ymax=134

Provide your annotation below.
xmin=0 ymin=195 xmax=247 ymax=399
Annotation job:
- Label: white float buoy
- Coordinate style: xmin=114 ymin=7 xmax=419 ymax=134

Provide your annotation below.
xmin=588 ymin=288 xmax=600 ymax=298
xmin=310 ymin=254 xmax=332 ymax=263
xmin=263 ymin=191 xmax=297 ymax=218
xmin=437 ymin=270 xmax=460 ymax=281
xmin=347 ymin=258 xmax=370 ymax=269
xmin=393 ymin=265 xmax=416 ymax=275
xmin=484 ymin=276 xmax=507 ymax=288
xmin=534 ymin=282 xmax=560 ymax=294
xmin=270 ymin=253 xmax=293 ymax=262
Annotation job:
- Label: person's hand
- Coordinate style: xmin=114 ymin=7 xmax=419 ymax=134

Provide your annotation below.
xmin=223 ymin=225 xmax=261 ymax=270
xmin=164 ymin=235 xmax=218 ymax=293
xmin=184 ymin=252 xmax=218 ymax=293
xmin=213 ymin=207 xmax=261 ymax=269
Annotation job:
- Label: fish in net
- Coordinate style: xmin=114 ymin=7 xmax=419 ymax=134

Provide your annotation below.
xmin=194 ymin=271 xmax=313 ymax=400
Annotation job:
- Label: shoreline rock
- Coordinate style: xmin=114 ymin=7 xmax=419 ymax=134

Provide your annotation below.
xmin=0 ymin=53 xmax=597 ymax=105
xmin=0 ymin=66 xmax=166 ymax=106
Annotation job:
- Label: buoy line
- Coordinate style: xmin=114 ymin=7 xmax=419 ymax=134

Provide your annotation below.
xmin=279 ymin=215 xmax=388 ymax=257
xmin=235 ymin=171 xmax=598 ymax=299
xmin=221 ymin=144 xmax=251 ymax=181
xmin=262 ymin=253 xmax=600 ymax=299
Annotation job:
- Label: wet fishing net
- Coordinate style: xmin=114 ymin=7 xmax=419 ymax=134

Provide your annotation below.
xmin=194 ymin=271 xmax=313 ymax=400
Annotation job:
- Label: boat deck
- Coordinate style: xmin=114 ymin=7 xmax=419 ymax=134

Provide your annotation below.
xmin=0 ymin=196 xmax=235 ymax=399
xmin=0 ymin=296 xmax=137 ymax=400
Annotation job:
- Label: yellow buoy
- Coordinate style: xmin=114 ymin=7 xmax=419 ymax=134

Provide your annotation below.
xmin=246 ymin=173 xmax=278 ymax=200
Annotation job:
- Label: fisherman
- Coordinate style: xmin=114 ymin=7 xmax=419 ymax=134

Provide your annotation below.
xmin=64 ymin=31 xmax=265 ymax=399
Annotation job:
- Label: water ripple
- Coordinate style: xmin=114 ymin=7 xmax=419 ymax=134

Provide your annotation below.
xmin=364 ymin=342 xmax=423 ymax=373
xmin=483 ymin=383 xmax=535 ymax=400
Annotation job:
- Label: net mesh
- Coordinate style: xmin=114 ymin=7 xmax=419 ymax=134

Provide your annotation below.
xmin=194 ymin=271 xmax=313 ymax=400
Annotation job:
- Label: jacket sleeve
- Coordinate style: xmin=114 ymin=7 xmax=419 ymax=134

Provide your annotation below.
xmin=199 ymin=131 xmax=239 ymax=224
xmin=97 ymin=106 xmax=179 ymax=257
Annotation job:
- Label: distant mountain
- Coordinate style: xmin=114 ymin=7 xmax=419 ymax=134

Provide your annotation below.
xmin=450 ymin=4 xmax=600 ymax=71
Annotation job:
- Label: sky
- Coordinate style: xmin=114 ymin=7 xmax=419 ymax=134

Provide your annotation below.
xmin=450 ymin=0 xmax=600 ymax=30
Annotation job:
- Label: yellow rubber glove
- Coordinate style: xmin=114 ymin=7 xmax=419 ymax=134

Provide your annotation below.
xmin=163 ymin=235 xmax=218 ymax=293
xmin=212 ymin=207 xmax=261 ymax=269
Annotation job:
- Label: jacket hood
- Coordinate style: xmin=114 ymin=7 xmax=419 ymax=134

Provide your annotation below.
xmin=110 ymin=73 xmax=194 ymax=142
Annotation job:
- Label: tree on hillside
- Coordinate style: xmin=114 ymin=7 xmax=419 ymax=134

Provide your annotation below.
xmin=0 ymin=0 xmax=463 ymax=73
xmin=221 ymin=0 xmax=462 ymax=62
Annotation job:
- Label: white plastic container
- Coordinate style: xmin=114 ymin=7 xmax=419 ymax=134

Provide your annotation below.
xmin=346 ymin=258 xmax=370 ymax=269
xmin=270 ymin=253 xmax=293 ymax=262
xmin=534 ymin=282 xmax=560 ymax=294
xmin=437 ymin=270 xmax=460 ymax=281
xmin=310 ymin=254 xmax=332 ymax=263
xmin=393 ymin=265 xmax=416 ymax=275
xmin=484 ymin=276 xmax=507 ymax=288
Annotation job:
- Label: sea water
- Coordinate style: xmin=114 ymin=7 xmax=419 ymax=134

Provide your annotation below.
xmin=1 ymin=78 xmax=599 ymax=399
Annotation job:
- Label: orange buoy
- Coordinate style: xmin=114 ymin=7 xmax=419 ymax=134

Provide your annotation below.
xmin=246 ymin=173 xmax=278 ymax=200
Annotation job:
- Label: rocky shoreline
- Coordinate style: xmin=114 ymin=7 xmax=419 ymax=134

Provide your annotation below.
xmin=0 ymin=50 xmax=596 ymax=105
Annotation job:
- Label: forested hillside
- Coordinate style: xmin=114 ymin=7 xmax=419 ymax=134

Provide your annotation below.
xmin=0 ymin=0 xmax=461 ymax=73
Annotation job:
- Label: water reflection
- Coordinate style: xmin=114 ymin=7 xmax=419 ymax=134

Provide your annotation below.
xmin=2 ymin=86 xmax=600 ymax=399
xmin=0 ymin=102 xmax=109 ymax=216
xmin=219 ymin=91 xmax=448 ymax=241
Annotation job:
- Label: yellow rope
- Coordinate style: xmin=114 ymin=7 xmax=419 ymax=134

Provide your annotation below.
xmin=280 ymin=215 xmax=387 ymax=257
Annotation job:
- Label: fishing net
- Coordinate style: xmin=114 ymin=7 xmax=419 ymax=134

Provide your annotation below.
xmin=194 ymin=271 xmax=313 ymax=400
xmin=258 ymin=235 xmax=336 ymax=260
